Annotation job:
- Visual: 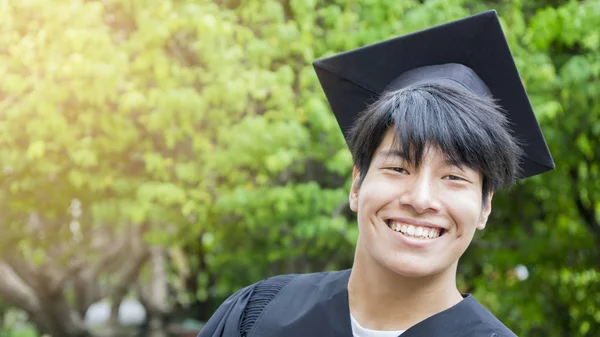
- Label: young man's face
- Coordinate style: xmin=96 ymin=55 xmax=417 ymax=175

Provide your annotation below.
xmin=349 ymin=128 xmax=492 ymax=279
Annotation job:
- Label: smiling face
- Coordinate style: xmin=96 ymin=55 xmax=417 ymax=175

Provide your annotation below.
xmin=350 ymin=128 xmax=492 ymax=279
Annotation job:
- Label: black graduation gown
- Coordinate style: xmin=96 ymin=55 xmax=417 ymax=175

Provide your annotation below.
xmin=198 ymin=269 xmax=517 ymax=337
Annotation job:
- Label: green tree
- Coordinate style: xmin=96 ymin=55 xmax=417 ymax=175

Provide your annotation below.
xmin=0 ymin=0 xmax=273 ymax=335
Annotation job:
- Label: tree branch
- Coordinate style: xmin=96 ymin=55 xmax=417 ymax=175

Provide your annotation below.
xmin=73 ymin=225 xmax=137 ymax=315
xmin=0 ymin=260 xmax=41 ymax=314
xmin=3 ymin=255 xmax=42 ymax=291
xmin=84 ymin=232 xmax=129 ymax=280
xmin=569 ymin=168 xmax=600 ymax=242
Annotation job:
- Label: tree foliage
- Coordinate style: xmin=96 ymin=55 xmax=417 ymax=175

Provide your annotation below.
xmin=0 ymin=0 xmax=598 ymax=336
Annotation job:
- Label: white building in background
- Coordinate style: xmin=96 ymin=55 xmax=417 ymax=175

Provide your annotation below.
xmin=84 ymin=299 xmax=147 ymax=327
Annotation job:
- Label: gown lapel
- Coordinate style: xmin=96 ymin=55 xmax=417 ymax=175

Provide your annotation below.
xmin=393 ymin=295 xmax=483 ymax=337
xmin=322 ymin=271 xmax=353 ymax=336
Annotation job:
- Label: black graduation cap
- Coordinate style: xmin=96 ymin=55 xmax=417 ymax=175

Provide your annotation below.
xmin=313 ymin=10 xmax=555 ymax=179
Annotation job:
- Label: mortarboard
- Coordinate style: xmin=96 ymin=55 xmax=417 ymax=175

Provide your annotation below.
xmin=313 ymin=10 xmax=555 ymax=179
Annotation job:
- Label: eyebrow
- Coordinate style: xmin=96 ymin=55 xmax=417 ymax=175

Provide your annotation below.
xmin=377 ymin=150 xmax=407 ymax=159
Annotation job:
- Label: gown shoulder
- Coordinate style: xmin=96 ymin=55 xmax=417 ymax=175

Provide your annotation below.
xmin=197 ymin=273 xmax=300 ymax=337
xmin=239 ymin=274 xmax=297 ymax=336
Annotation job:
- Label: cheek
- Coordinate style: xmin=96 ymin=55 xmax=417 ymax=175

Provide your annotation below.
xmin=359 ymin=179 xmax=395 ymax=203
xmin=356 ymin=178 xmax=394 ymax=218
xmin=442 ymin=190 xmax=482 ymax=230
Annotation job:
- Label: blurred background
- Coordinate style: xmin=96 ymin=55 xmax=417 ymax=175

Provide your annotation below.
xmin=0 ymin=0 xmax=599 ymax=336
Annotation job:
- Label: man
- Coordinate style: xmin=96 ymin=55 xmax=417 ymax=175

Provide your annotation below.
xmin=198 ymin=10 xmax=554 ymax=337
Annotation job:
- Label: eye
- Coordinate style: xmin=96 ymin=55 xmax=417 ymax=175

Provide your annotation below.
xmin=387 ymin=167 xmax=409 ymax=174
xmin=445 ymin=174 xmax=467 ymax=181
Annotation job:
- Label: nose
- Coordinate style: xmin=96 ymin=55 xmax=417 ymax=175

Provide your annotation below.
xmin=397 ymin=174 xmax=441 ymax=214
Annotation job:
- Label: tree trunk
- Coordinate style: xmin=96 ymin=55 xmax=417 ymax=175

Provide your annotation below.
xmin=0 ymin=261 xmax=93 ymax=337
xmin=140 ymin=247 xmax=169 ymax=337
xmin=148 ymin=314 xmax=167 ymax=337
xmin=36 ymin=294 xmax=92 ymax=337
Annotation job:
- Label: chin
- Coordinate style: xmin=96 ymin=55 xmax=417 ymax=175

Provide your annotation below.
xmin=383 ymin=258 xmax=444 ymax=279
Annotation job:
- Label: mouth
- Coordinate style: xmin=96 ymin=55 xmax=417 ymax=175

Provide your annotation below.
xmin=385 ymin=219 xmax=446 ymax=240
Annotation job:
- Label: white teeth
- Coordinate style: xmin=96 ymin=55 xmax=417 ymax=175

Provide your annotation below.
xmin=388 ymin=221 xmax=442 ymax=240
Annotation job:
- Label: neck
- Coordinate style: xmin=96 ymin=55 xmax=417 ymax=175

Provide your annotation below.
xmin=348 ymin=249 xmax=463 ymax=331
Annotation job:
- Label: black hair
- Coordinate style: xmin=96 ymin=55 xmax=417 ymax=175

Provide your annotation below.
xmin=347 ymin=83 xmax=523 ymax=203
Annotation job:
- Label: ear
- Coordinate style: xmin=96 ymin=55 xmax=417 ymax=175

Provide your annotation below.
xmin=477 ymin=191 xmax=494 ymax=230
xmin=349 ymin=166 xmax=360 ymax=212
